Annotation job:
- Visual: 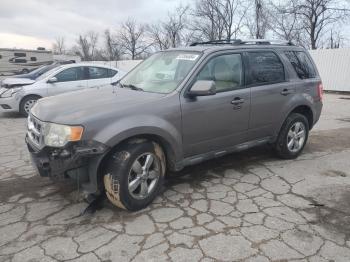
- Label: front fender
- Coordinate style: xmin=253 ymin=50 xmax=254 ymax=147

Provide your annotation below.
xmin=91 ymin=115 xmax=183 ymax=161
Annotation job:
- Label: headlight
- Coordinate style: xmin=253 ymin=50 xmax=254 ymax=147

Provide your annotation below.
xmin=44 ymin=123 xmax=84 ymax=147
xmin=1 ymin=87 xmax=23 ymax=98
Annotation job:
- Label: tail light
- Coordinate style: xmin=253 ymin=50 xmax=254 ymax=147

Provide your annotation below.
xmin=317 ymin=82 xmax=323 ymax=101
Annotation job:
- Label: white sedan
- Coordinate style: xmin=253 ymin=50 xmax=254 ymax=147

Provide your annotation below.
xmin=0 ymin=63 xmax=125 ymax=116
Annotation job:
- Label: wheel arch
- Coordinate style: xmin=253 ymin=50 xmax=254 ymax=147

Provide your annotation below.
xmin=288 ymin=105 xmax=314 ymax=129
xmin=19 ymin=94 xmax=42 ymax=115
xmin=20 ymin=94 xmax=42 ymax=105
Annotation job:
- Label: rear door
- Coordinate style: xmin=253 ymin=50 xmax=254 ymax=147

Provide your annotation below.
xmin=246 ymin=50 xmax=294 ymax=140
xmin=47 ymin=66 xmax=87 ymax=96
xmin=181 ymin=52 xmax=251 ymax=157
xmin=86 ymin=66 xmax=114 ymax=88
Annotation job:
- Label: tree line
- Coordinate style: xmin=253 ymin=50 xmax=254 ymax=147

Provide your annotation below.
xmin=53 ymin=0 xmax=350 ymax=61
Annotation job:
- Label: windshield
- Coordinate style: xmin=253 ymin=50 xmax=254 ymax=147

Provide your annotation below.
xmin=33 ymin=64 xmax=57 ymax=78
xmin=36 ymin=65 xmax=64 ymax=81
xmin=120 ymin=51 xmax=201 ymax=94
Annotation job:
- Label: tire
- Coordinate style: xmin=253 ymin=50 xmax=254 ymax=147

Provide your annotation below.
xmin=103 ymin=139 xmax=166 ymax=211
xmin=19 ymin=95 xmax=40 ymax=117
xmin=274 ymin=113 xmax=309 ymax=159
xmin=21 ymin=69 xmax=29 ymax=74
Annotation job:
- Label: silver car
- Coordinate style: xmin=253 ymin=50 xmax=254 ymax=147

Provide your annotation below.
xmin=0 ymin=63 xmax=125 ymax=116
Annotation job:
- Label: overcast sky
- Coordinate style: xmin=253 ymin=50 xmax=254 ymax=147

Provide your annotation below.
xmin=0 ymin=0 xmax=191 ymax=50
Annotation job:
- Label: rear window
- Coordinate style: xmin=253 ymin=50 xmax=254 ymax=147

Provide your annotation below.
xmin=88 ymin=67 xmax=109 ymax=79
xmin=285 ymin=51 xmax=316 ymax=79
xmin=247 ymin=51 xmax=285 ymax=85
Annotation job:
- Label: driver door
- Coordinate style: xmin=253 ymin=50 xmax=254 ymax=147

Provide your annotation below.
xmin=47 ymin=66 xmax=87 ymax=96
xmin=180 ymin=53 xmax=251 ymax=157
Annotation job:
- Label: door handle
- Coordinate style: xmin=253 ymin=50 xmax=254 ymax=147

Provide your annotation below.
xmin=281 ymin=88 xmax=292 ymax=96
xmin=231 ymin=97 xmax=245 ymax=105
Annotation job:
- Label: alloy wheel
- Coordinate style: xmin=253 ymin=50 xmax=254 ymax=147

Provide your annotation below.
xmin=287 ymin=122 xmax=306 ymax=153
xmin=128 ymin=152 xmax=160 ymax=200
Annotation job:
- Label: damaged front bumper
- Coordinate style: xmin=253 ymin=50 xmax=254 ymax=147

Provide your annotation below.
xmin=26 ymin=136 xmax=110 ymax=194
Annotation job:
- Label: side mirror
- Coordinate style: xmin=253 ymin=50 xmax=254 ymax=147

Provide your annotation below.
xmin=47 ymin=77 xmax=58 ymax=83
xmin=187 ymin=80 xmax=216 ymax=97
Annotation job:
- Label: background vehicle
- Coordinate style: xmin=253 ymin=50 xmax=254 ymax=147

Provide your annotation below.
xmin=0 ymin=48 xmax=53 ymax=75
xmin=0 ymin=63 xmax=125 ymax=116
xmin=26 ymin=39 xmax=323 ymax=211
xmin=2 ymin=61 xmax=76 ymax=81
xmin=0 ymin=61 xmax=76 ymax=88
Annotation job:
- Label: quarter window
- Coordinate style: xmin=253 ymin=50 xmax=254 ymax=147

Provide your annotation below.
xmin=108 ymin=69 xmax=118 ymax=77
xmin=196 ymin=53 xmax=243 ymax=92
xmin=247 ymin=52 xmax=285 ymax=85
xmin=285 ymin=51 xmax=316 ymax=79
xmin=55 ymin=67 xmax=84 ymax=82
xmin=88 ymin=67 xmax=109 ymax=79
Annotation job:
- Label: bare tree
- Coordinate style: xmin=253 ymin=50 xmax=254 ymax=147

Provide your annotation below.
xmin=246 ymin=0 xmax=269 ymax=39
xmin=274 ymin=0 xmax=350 ymax=49
xmin=104 ymin=29 xmax=124 ymax=60
xmin=267 ymin=0 xmax=305 ymax=45
xmin=147 ymin=5 xmax=189 ymax=50
xmin=217 ymin=0 xmax=248 ymax=40
xmin=74 ymin=31 xmax=99 ymax=61
xmin=118 ymin=19 xmax=151 ymax=60
xmin=52 ymin=37 xmax=66 ymax=54
xmin=191 ymin=0 xmax=225 ymax=41
xmin=191 ymin=0 xmax=248 ymax=41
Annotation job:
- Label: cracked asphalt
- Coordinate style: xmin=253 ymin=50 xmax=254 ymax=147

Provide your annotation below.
xmin=1 ymin=93 xmax=350 ymax=262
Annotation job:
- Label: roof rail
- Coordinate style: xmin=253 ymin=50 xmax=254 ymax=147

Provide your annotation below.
xmin=189 ymin=39 xmax=294 ymax=47
xmin=189 ymin=39 xmax=243 ymax=46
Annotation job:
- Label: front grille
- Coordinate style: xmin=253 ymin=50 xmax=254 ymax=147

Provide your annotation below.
xmin=27 ymin=114 xmax=44 ymax=148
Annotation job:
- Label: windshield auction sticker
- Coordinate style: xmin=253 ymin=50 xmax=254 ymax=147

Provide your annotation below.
xmin=176 ymin=54 xmax=199 ymax=61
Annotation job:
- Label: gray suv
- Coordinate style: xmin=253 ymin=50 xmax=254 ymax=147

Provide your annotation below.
xmin=26 ymin=40 xmax=323 ymax=211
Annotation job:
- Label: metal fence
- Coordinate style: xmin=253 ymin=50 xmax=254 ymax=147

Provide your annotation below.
xmin=309 ymin=48 xmax=350 ymax=92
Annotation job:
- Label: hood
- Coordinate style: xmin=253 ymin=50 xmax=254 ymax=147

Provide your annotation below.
xmin=1 ymin=77 xmax=35 ymax=87
xmin=31 ymin=85 xmax=166 ymax=124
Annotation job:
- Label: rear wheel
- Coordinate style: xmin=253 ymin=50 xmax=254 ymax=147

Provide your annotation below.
xmin=274 ymin=113 xmax=309 ymax=159
xmin=19 ymin=95 xmax=40 ymax=117
xmin=103 ymin=140 xmax=166 ymax=211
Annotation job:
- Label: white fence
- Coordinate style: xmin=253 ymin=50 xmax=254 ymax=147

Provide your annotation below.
xmin=309 ymin=48 xmax=350 ymax=92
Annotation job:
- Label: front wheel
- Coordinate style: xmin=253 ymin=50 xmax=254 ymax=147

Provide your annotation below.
xmin=103 ymin=140 xmax=166 ymax=211
xmin=274 ymin=113 xmax=309 ymax=159
xmin=19 ymin=95 xmax=40 ymax=117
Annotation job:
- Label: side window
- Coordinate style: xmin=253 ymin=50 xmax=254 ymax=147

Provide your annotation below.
xmin=247 ymin=52 xmax=285 ymax=85
xmin=30 ymin=57 xmax=37 ymax=61
xmin=55 ymin=67 xmax=84 ymax=82
xmin=108 ymin=69 xmax=118 ymax=77
xmin=14 ymin=59 xmax=27 ymax=63
xmin=14 ymin=53 xmax=26 ymax=57
xmin=295 ymin=51 xmax=316 ymax=79
xmin=88 ymin=67 xmax=109 ymax=79
xmin=285 ymin=51 xmax=316 ymax=79
xmin=196 ymin=53 xmax=243 ymax=92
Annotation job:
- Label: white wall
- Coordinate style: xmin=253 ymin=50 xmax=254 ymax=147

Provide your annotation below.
xmin=309 ymin=48 xmax=350 ymax=92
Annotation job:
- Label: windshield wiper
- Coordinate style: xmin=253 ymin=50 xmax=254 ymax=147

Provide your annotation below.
xmin=122 ymin=84 xmax=144 ymax=91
